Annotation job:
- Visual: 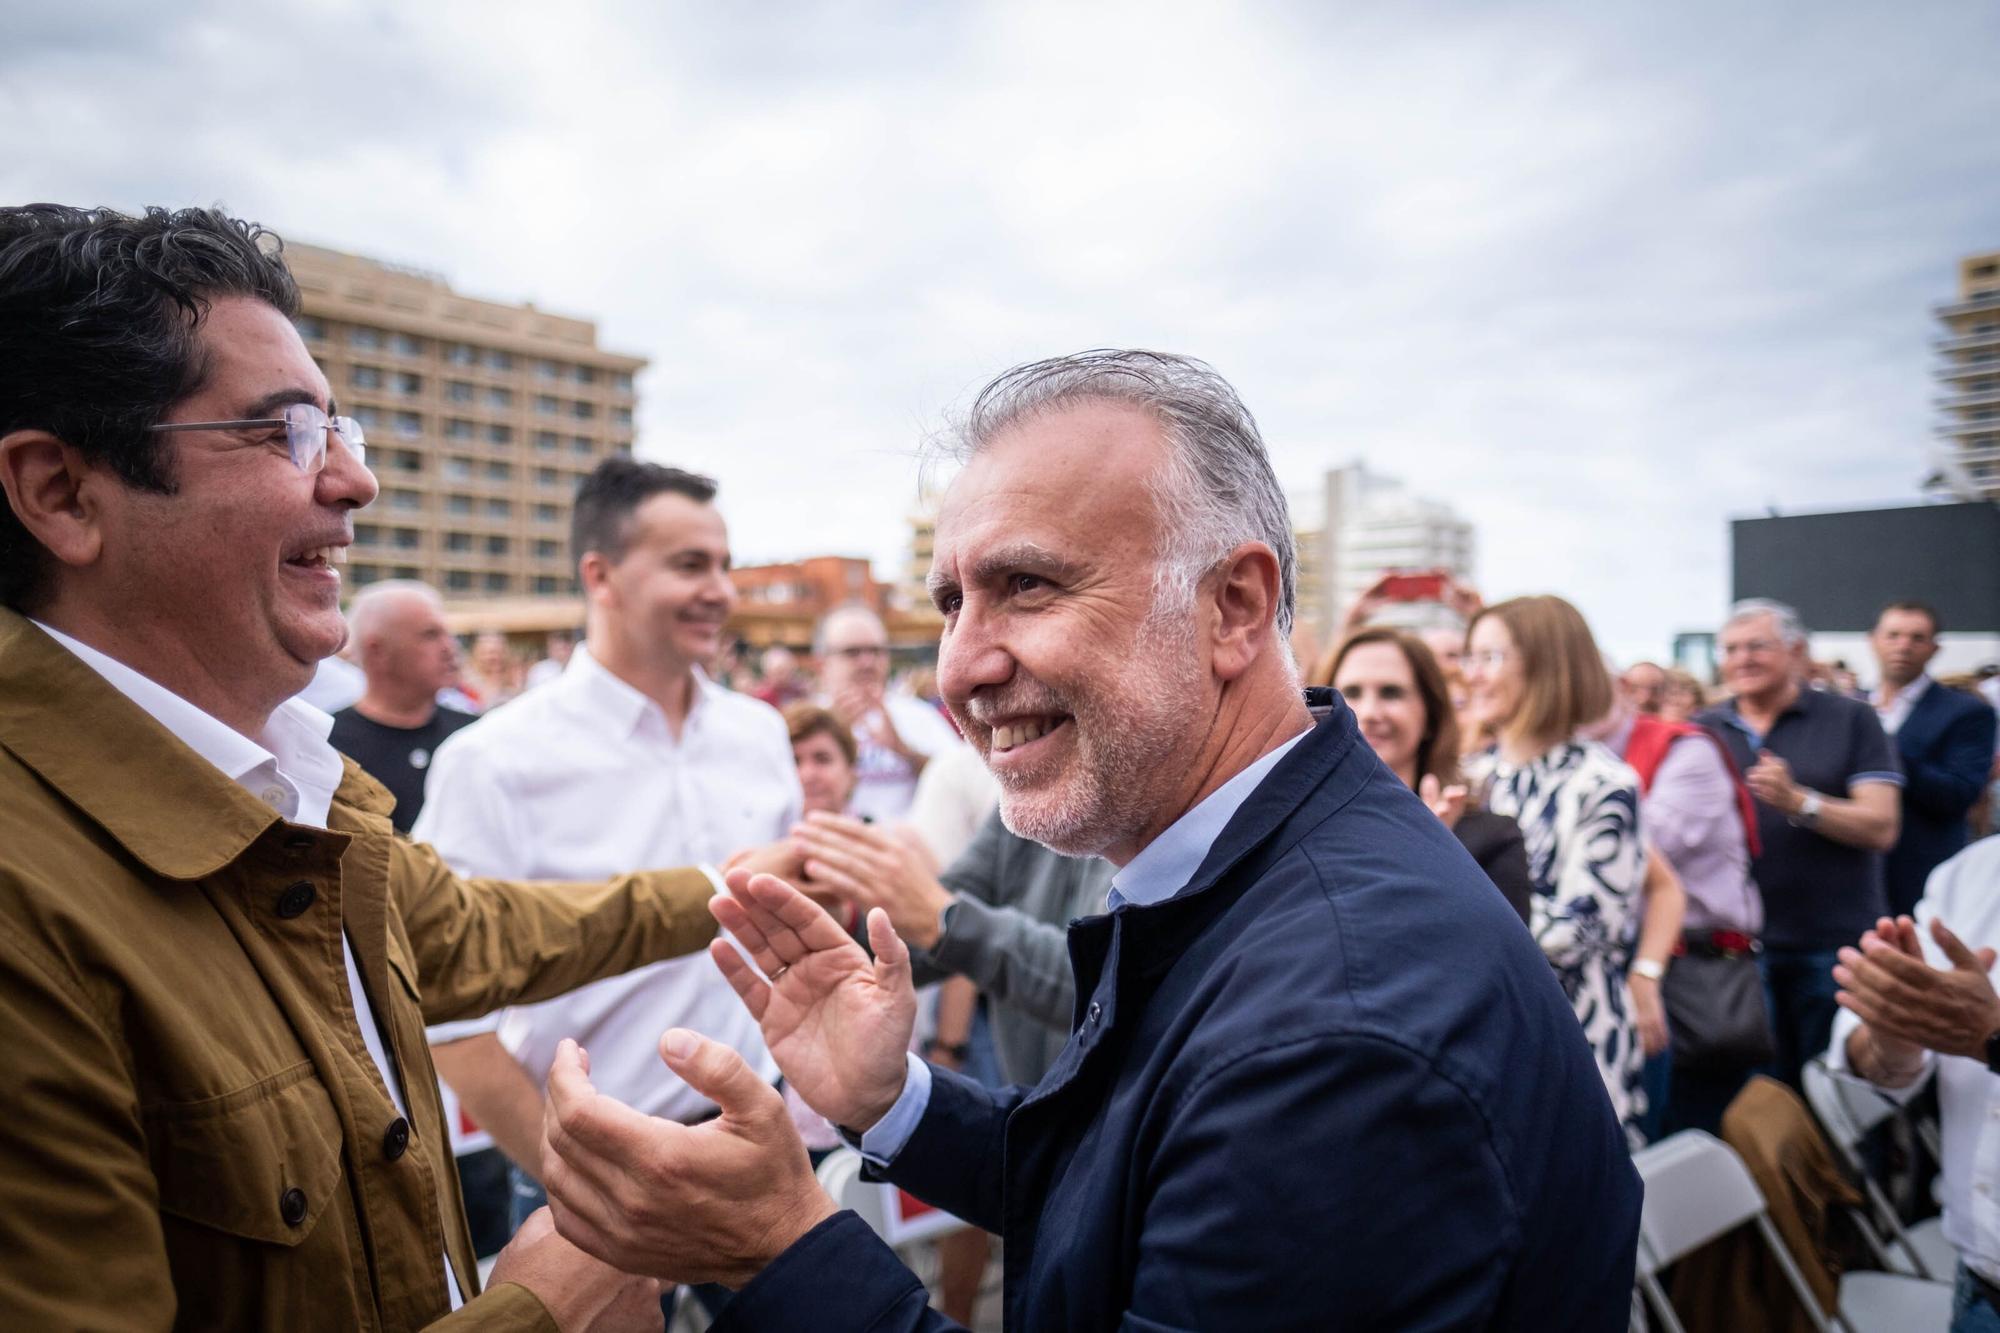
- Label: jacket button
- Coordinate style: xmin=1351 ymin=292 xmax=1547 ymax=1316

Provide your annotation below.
xmin=383 ymin=1117 xmax=410 ymax=1161
xmin=279 ymin=1187 xmax=308 ymax=1226
xmin=275 ymin=881 xmax=316 ymax=918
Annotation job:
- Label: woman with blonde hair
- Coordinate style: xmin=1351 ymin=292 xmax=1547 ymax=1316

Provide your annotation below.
xmin=1462 ymin=595 xmax=1648 ymax=1138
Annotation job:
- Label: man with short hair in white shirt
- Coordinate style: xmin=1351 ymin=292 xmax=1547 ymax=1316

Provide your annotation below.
xmin=817 ymin=604 xmax=961 ymax=823
xmin=418 ymin=459 xmax=801 ymax=1256
xmin=1830 ymin=834 xmax=2000 ymax=1329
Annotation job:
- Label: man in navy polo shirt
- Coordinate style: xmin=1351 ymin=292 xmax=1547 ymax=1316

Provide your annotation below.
xmin=1699 ymin=598 xmax=1902 ymax=1088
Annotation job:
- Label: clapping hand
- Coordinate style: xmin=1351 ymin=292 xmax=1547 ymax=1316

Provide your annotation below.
xmin=1834 ymin=914 xmax=2000 ymax=1062
xmin=710 ymin=869 xmax=918 ymax=1131
xmin=1417 ymin=774 xmax=1468 ymax=830
xmin=1745 ymin=749 xmax=1805 ymax=816
xmin=793 ymin=812 xmax=952 ymax=947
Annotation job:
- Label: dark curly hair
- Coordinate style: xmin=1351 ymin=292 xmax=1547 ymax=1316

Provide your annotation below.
xmin=0 ymin=204 xmax=300 ymax=610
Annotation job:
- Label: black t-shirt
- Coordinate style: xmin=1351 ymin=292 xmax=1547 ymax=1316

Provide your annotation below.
xmin=1697 ymin=688 xmax=1903 ymax=952
xmin=329 ymin=705 xmax=478 ymax=833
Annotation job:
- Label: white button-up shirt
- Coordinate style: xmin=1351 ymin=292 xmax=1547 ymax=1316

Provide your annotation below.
xmin=1828 ymin=833 xmax=2000 ymax=1283
xmin=35 ymin=622 xmax=463 ymax=1309
xmin=414 ymin=647 xmax=801 ymax=1123
xmin=1871 ymin=673 xmax=1933 ymax=737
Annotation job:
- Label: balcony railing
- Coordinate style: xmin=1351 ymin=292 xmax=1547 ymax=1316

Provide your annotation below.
xmin=1934 ymin=330 xmax=2000 ymax=354
xmin=1936 ymin=356 xmax=2000 ymax=381
xmin=1935 ymin=416 xmax=2000 ymax=437
xmin=1936 ymin=389 xmax=2000 ymax=412
xmin=1934 ymin=290 xmax=2000 ymax=319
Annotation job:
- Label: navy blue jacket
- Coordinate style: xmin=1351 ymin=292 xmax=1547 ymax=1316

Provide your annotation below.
xmin=1885 ymin=682 xmax=1997 ymax=915
xmin=718 ymin=693 xmax=1641 ymax=1331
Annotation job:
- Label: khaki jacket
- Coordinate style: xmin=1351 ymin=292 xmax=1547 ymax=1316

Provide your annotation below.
xmin=0 ymin=610 xmax=721 ymax=1330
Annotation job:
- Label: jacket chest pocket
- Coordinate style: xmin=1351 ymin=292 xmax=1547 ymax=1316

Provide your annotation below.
xmin=145 ymin=1061 xmax=346 ymax=1245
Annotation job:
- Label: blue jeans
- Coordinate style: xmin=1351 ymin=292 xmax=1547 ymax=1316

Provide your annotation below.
xmin=1760 ymin=946 xmax=1841 ymax=1089
xmin=1954 ymin=1264 xmax=2000 ymax=1333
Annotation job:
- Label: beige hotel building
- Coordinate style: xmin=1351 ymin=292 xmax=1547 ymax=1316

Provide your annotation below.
xmin=1934 ymin=248 xmax=2000 ymax=500
xmin=286 ymin=243 xmax=644 ymax=605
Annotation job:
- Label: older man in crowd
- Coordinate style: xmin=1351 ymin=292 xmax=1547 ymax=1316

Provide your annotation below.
xmin=816 ymin=603 xmax=961 ymax=823
xmin=0 ymin=203 xmax=794 ymax=1329
xmin=1868 ymin=601 xmax=1996 ymax=917
xmin=330 ymin=580 xmax=475 ymax=834
xmin=538 ymin=350 xmax=1641 ymax=1329
xmin=1698 ymin=598 xmax=1902 ymax=1089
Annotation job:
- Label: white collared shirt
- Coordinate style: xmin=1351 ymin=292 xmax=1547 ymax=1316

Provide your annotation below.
xmin=414 ymin=646 xmax=801 ymax=1123
xmin=1827 ymin=834 xmax=2000 ymax=1283
xmin=1871 ymin=673 xmax=1933 ymax=737
xmin=33 ymin=622 xmax=462 ymax=1310
xmin=861 ymin=725 xmax=1311 ymax=1163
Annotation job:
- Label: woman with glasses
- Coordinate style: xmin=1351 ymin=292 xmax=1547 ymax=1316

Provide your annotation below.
xmin=1462 ymin=595 xmax=1648 ymax=1142
xmin=1310 ymin=627 xmax=1532 ymax=923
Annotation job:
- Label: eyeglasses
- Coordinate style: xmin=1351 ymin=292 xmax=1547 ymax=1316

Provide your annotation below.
xmin=1720 ymin=639 xmax=1782 ymax=658
xmin=830 ymin=645 xmax=888 ymax=661
xmin=1462 ymin=649 xmax=1511 ymax=671
xmin=147 ymin=402 xmax=366 ymax=475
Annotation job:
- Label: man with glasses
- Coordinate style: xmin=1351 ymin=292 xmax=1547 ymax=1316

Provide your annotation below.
xmin=0 ymin=204 xmax=774 ymax=1328
xmin=1697 ymin=598 xmax=1902 ymax=1088
xmin=815 ymin=604 xmax=960 ymax=823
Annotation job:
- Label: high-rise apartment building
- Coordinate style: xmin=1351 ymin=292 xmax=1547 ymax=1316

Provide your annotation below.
xmin=1932 ymin=249 xmax=2000 ymax=501
xmin=286 ymin=243 xmax=645 ymax=603
xmin=1307 ymin=463 xmax=1475 ymax=637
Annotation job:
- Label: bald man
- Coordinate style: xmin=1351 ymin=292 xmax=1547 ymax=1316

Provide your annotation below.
xmin=329 ymin=580 xmax=475 ymax=833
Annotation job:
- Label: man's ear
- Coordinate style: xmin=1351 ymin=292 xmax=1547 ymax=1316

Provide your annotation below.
xmin=0 ymin=429 xmax=105 ymax=573
xmin=1207 ymin=542 xmax=1282 ymax=682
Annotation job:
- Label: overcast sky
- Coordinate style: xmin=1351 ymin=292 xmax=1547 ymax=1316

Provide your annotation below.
xmin=5 ymin=0 xmax=1996 ymax=661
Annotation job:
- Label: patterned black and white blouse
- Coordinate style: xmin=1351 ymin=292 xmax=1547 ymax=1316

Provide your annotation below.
xmin=1467 ymin=740 xmax=1647 ymax=1137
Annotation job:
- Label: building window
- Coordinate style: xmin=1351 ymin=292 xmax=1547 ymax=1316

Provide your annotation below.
xmin=534 ymin=503 xmax=560 ymax=523
xmin=487 ymin=424 xmax=514 ymax=445
xmin=444 ymin=456 xmax=474 ymax=480
xmin=484 ymin=572 xmax=511 ymax=593
xmin=393 ymin=411 xmax=422 ymax=438
xmin=446 ymin=570 xmax=474 ymax=591
xmin=392 ymin=565 xmax=421 ymax=581
xmin=485 ymin=498 xmax=513 ymax=518
xmin=486 ymin=386 xmax=513 ymax=410
xmin=537 ymin=467 xmax=560 ymax=487
xmin=444 ymin=531 xmax=474 ymax=552
xmin=355 ymin=523 xmax=382 ymax=545
xmin=350 ymin=326 xmax=385 ymax=350
xmin=352 ymin=405 xmax=383 ymax=429
xmin=393 ymin=528 xmax=422 ymax=549
xmin=486 ymin=461 xmax=513 ymax=481
xmin=613 ymin=441 xmax=632 ymax=457
xmin=535 ymin=431 xmax=560 ymax=452
xmin=572 ymin=401 xmax=595 ymax=420
xmin=351 ymin=365 xmax=384 ymax=390
xmin=612 ymin=371 xmax=633 ymax=392
xmin=296 ymin=315 xmax=328 ymax=342
xmin=445 ymin=418 xmax=475 ymax=439
xmin=535 ymin=394 xmax=560 ymax=414
xmin=395 ymin=371 xmax=423 ymax=395
xmin=572 ymin=436 xmax=594 ymax=456
xmin=447 ymin=380 xmax=475 ymax=403
xmin=486 ymin=535 xmax=510 ymax=556
xmin=537 ymin=359 xmax=563 ymax=380
xmin=351 ymin=563 xmax=382 ymax=584
xmin=447 ymin=342 xmax=479 ymax=366
xmin=388 ymin=489 xmax=423 ymax=511
xmin=611 ymin=406 xmax=632 ymax=425
xmin=447 ymin=494 xmax=473 ymax=515
xmin=486 ymin=348 xmax=514 ymax=371
xmin=575 ymin=366 xmax=597 ymax=386
xmin=533 ymin=576 xmax=562 ymax=594
xmin=535 ymin=538 xmax=561 ymax=559
xmin=391 ymin=333 xmax=426 ymax=358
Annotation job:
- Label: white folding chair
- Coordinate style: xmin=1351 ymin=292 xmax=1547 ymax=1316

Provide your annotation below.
xmin=1802 ymin=1058 xmax=1954 ymax=1281
xmin=1632 ymin=1131 xmax=1951 ymax=1333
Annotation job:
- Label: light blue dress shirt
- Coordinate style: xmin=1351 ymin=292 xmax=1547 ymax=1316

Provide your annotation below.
xmin=858 ymin=729 xmax=1310 ymax=1165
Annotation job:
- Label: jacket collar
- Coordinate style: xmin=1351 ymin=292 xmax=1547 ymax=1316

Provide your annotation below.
xmin=0 ymin=608 xmax=372 ymax=880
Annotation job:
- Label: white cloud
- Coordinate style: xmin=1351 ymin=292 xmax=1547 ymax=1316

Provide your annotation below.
xmin=4 ymin=0 xmax=1997 ymax=661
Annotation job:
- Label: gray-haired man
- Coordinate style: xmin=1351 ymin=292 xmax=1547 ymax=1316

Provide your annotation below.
xmin=1697 ymin=597 xmax=1903 ymax=1088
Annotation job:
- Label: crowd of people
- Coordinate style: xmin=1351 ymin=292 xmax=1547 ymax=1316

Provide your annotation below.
xmin=5 ymin=202 xmax=2000 ymax=1331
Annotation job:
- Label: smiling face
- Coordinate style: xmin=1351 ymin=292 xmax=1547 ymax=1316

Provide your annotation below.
xmin=1333 ymin=640 xmax=1428 ymax=786
xmin=929 ymin=400 xmax=1212 ymax=860
xmin=587 ymin=490 xmax=736 ymax=674
xmin=1719 ymin=611 xmax=1801 ymax=704
xmin=1461 ymin=615 xmax=1526 ymax=738
xmin=90 ymin=295 xmax=376 ymax=708
xmin=792 ymin=730 xmax=857 ymax=815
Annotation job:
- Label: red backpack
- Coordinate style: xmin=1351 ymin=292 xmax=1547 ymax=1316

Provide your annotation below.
xmin=1622 ymin=715 xmax=1763 ymax=859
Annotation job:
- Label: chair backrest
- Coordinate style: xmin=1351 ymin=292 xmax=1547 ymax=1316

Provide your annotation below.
xmin=1803 ymin=1058 xmax=1895 ymax=1171
xmin=814 ymin=1147 xmax=891 ymax=1234
xmin=1631 ymin=1131 xmax=1770 ymax=1273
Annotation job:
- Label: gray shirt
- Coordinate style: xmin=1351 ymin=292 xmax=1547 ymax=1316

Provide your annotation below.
xmin=910 ymin=809 xmax=1117 ymax=1085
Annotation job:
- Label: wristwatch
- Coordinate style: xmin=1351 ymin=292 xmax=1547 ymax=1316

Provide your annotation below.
xmin=1789 ymin=791 xmax=1823 ymax=830
xmin=1632 ymin=957 xmax=1667 ymax=982
xmin=1984 ymin=1029 xmax=2000 ymax=1076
